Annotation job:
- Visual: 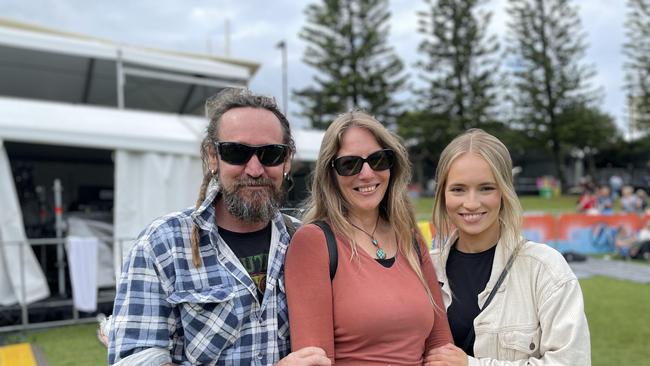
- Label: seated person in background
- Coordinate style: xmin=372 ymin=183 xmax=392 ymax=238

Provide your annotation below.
xmin=638 ymin=220 xmax=650 ymax=242
xmin=631 ymin=220 xmax=650 ymax=260
xmin=636 ymin=189 xmax=649 ymax=213
xmin=576 ymin=188 xmax=598 ymax=214
xmin=596 ymin=185 xmax=613 ymax=214
xmin=614 ymin=225 xmax=636 ymax=260
xmin=620 ymin=185 xmax=640 ymax=213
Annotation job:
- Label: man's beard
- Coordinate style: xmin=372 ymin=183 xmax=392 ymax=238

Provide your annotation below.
xmin=220 ymin=176 xmax=284 ymax=223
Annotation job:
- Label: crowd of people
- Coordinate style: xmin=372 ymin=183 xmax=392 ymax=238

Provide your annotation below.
xmin=101 ymin=88 xmax=591 ymax=365
xmin=575 ymin=176 xmax=650 ymax=261
xmin=576 ymin=178 xmax=649 ymax=215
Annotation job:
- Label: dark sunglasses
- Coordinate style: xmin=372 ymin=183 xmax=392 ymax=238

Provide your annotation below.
xmin=332 ymin=149 xmax=395 ymax=176
xmin=216 ymin=142 xmax=290 ymax=167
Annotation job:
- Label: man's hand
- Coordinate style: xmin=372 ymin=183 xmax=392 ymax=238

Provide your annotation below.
xmin=424 ymin=343 xmax=468 ymax=366
xmin=276 ymin=346 xmax=331 ymax=366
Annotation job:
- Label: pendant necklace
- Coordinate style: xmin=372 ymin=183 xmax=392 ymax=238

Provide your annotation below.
xmin=350 ymin=215 xmax=386 ymax=259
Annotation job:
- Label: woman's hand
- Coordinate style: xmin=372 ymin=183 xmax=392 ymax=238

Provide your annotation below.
xmin=424 ymin=343 xmax=468 ymax=366
xmin=276 ymin=346 xmax=331 ymax=366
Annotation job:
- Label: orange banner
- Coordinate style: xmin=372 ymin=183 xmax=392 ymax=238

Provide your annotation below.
xmin=522 ymin=214 xmax=557 ymax=243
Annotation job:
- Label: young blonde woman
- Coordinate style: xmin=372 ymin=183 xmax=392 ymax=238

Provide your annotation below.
xmin=285 ymin=111 xmax=452 ymax=365
xmin=425 ymin=129 xmax=591 ymax=366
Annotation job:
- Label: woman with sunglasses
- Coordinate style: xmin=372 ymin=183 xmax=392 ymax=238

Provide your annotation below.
xmin=285 ymin=111 xmax=452 ymax=365
xmin=425 ymin=129 xmax=590 ymax=365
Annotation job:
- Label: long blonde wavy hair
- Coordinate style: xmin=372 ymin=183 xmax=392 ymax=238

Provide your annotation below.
xmin=432 ymin=129 xmax=523 ymax=251
xmin=302 ymin=110 xmax=435 ymax=304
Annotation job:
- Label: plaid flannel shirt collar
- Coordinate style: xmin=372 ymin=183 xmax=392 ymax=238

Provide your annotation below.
xmin=191 ymin=176 xmax=221 ymax=231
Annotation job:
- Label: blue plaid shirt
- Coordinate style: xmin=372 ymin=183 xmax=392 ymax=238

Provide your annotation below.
xmin=109 ymin=180 xmax=292 ymax=365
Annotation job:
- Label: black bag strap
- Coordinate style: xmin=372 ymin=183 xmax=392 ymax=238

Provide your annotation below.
xmin=412 ymin=236 xmax=423 ymax=264
xmin=461 ymin=245 xmax=520 ymax=353
xmin=314 ymin=220 xmax=338 ymax=280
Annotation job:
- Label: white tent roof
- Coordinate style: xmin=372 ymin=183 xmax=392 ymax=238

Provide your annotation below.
xmin=0 ymin=18 xmax=260 ymax=115
xmin=0 ymin=96 xmax=323 ymax=161
xmin=0 ymin=97 xmax=202 ymax=155
xmin=0 ymin=17 xmax=258 ymax=80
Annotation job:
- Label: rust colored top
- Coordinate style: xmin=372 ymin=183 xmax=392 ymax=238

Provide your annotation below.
xmin=285 ymin=223 xmax=452 ymax=365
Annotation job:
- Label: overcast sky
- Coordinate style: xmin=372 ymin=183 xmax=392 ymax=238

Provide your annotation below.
xmin=2 ymin=0 xmax=627 ymax=131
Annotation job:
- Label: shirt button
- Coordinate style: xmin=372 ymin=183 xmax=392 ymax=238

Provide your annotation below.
xmin=257 ymin=352 xmax=263 ymax=360
xmin=529 ymin=342 xmax=535 ymax=350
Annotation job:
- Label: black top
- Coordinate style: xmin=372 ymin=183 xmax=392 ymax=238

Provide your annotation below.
xmin=219 ymin=223 xmax=272 ymax=302
xmin=376 ymin=256 xmax=396 ymax=268
xmin=445 ymin=243 xmax=496 ymax=356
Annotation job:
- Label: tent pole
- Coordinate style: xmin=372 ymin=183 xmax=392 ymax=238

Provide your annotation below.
xmin=116 ymin=48 xmax=125 ymax=109
xmin=20 ymin=238 xmax=28 ymax=327
xmin=53 ymin=179 xmax=65 ymax=297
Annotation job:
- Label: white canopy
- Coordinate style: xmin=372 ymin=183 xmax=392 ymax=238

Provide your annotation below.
xmin=0 ymin=17 xmax=260 ymax=115
xmin=0 ymin=97 xmax=323 ymax=304
xmin=0 ymin=97 xmax=323 ymax=160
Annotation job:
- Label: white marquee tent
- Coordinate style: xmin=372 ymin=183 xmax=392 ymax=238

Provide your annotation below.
xmin=0 ymin=18 xmax=324 ymax=308
xmin=0 ymin=97 xmax=323 ymax=306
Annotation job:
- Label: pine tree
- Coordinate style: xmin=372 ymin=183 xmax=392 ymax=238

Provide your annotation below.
xmin=505 ymin=0 xmax=597 ymax=188
xmin=624 ymin=0 xmax=650 ymax=133
xmin=295 ymin=0 xmax=407 ymax=128
xmin=414 ymin=0 xmax=500 ymax=130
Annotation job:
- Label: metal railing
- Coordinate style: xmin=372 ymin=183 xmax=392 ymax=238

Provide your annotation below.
xmin=0 ymin=236 xmax=132 ymax=332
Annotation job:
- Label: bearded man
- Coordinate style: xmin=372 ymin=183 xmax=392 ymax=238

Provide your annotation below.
xmin=108 ymin=89 xmax=330 ymax=366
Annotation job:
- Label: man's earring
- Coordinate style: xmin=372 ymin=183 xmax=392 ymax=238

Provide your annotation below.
xmin=211 ymin=169 xmax=216 ymax=176
xmin=284 ymin=172 xmax=294 ymax=192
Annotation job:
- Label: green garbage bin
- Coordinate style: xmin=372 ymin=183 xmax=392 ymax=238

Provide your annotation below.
xmin=539 ymin=187 xmax=553 ymax=199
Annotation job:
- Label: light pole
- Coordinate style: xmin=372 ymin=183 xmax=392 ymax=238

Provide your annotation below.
xmin=275 ymin=40 xmax=288 ymax=115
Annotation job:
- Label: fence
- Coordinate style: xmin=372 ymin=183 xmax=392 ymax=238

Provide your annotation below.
xmin=0 ymin=237 xmax=132 ymax=332
xmin=422 ymin=213 xmax=650 ymax=253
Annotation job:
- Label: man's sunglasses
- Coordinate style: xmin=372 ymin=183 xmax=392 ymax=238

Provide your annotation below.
xmin=216 ymin=142 xmax=290 ymax=167
xmin=332 ymin=149 xmax=395 ymax=176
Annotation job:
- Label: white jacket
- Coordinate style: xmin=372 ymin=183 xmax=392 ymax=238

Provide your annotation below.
xmin=431 ymin=237 xmax=591 ymax=365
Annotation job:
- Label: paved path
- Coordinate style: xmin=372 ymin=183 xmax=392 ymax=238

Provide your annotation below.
xmin=569 ymin=258 xmax=650 ymax=284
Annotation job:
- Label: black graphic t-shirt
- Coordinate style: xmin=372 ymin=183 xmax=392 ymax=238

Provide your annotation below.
xmin=219 ymin=223 xmax=272 ymax=302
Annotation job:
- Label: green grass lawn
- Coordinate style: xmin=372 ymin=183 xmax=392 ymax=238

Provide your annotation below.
xmin=1 ymin=323 xmax=106 ymax=365
xmin=581 ymin=277 xmax=650 ymax=366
